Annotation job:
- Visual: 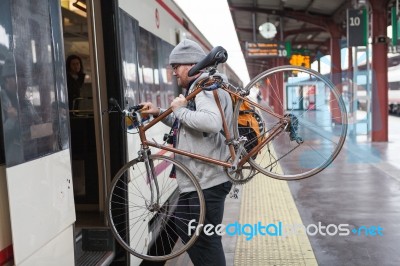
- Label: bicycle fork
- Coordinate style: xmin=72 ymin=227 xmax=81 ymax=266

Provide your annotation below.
xmin=138 ymin=149 xmax=161 ymax=212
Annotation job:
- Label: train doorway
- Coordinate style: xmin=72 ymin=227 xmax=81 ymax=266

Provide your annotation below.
xmin=61 ymin=0 xmax=110 ymax=236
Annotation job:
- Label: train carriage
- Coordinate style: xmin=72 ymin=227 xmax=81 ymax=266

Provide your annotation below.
xmin=0 ymin=0 xmax=241 ymax=265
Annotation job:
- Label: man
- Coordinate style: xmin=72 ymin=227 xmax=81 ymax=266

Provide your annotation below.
xmin=141 ymin=39 xmax=233 ymax=266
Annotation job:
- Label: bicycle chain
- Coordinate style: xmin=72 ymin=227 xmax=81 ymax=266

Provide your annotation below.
xmin=263 ymin=142 xmax=301 ymax=171
xmin=227 ymin=136 xmax=301 ymax=184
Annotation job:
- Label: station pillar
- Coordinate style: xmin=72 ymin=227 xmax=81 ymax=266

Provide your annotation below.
xmin=269 ymin=57 xmax=285 ymax=116
xmin=327 ymin=23 xmax=343 ymax=124
xmin=370 ymin=0 xmax=389 ymax=142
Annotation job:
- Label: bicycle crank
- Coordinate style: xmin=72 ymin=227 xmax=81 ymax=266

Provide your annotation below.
xmin=225 ymin=155 xmax=258 ymax=185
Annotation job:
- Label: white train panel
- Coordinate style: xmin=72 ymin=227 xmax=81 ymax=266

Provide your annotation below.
xmin=6 ymin=150 xmax=75 ymax=265
xmin=18 ymin=226 xmax=74 ymax=266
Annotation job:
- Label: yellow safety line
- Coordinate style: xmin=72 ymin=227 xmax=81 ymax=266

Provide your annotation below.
xmin=234 ymin=154 xmax=318 ymax=265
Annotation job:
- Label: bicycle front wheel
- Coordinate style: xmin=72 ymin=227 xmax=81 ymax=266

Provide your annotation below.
xmin=107 ymin=155 xmax=205 ymax=261
xmin=234 ymin=65 xmax=347 ymax=180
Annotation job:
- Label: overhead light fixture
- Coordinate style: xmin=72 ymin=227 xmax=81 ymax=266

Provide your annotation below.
xmin=73 ymin=0 xmax=87 ymax=13
xmin=307 ymin=34 xmax=313 ymax=40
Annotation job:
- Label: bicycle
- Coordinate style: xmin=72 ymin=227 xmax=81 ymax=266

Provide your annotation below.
xmin=106 ymin=46 xmax=348 ymax=261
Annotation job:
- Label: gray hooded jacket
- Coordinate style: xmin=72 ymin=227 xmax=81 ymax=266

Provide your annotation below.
xmin=162 ymin=73 xmax=233 ymax=192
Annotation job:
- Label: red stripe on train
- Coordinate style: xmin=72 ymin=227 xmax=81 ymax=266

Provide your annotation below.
xmin=0 ymin=245 xmax=13 ymax=265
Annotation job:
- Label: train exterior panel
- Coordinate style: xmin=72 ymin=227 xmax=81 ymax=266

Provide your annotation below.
xmin=0 ymin=167 xmax=12 ymax=265
xmin=0 ymin=0 xmax=242 ymax=265
xmin=6 ymin=151 xmax=75 ymax=265
xmin=0 ymin=0 xmax=75 ymax=264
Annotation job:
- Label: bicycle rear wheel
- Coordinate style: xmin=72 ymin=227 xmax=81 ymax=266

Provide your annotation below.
xmin=233 ymin=65 xmax=347 ymax=180
xmin=107 ymin=154 xmax=205 ymax=261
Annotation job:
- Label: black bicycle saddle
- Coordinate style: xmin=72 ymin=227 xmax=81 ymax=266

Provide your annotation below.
xmin=188 ymin=46 xmax=228 ymax=77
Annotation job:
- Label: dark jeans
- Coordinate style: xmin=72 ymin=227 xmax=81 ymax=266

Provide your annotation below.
xmin=174 ymin=181 xmax=233 ymax=266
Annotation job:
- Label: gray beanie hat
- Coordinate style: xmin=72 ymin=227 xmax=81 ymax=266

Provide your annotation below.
xmin=169 ymin=39 xmax=206 ymax=65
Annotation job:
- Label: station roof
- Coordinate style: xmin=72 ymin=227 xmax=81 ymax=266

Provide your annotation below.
xmin=227 ymin=0 xmax=394 ymax=79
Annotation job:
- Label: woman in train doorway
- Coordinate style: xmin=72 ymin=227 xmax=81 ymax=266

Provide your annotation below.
xmin=141 ymin=39 xmax=233 ymax=266
xmin=66 ymin=54 xmax=85 ymax=110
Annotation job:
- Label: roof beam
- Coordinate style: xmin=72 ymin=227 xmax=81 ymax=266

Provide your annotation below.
xmin=230 ymin=4 xmax=336 ymax=32
xmin=235 ymin=26 xmax=324 ymax=36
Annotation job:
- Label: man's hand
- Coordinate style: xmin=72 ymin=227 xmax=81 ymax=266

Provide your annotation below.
xmin=139 ymin=102 xmax=159 ymax=115
xmin=171 ymin=94 xmax=187 ymax=111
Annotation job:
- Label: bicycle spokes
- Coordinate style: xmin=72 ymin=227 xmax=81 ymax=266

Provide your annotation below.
xmin=234 ymin=66 xmax=347 ymax=180
xmin=107 ymin=155 xmax=205 ymax=261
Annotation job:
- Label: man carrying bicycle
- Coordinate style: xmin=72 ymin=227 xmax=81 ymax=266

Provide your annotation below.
xmin=141 ymin=39 xmax=233 ymax=266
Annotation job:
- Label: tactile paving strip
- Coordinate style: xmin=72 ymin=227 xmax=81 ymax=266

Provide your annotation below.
xmin=234 ymin=173 xmax=318 ymax=266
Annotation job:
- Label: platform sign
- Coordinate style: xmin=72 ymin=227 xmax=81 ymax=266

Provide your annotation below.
xmin=291 ymin=48 xmax=311 ymax=56
xmin=290 ymin=54 xmax=310 ymax=68
xmin=391 ymin=7 xmax=400 ymax=45
xmin=246 ymin=41 xmax=291 ymax=58
xmin=347 ymin=8 xmax=367 ymax=47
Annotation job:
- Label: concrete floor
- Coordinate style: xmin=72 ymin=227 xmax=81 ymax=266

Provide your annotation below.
xmin=288 ymin=114 xmax=400 ymax=265
xmin=166 ymin=114 xmax=400 ymax=266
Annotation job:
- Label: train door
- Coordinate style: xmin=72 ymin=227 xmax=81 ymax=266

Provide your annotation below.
xmin=0 ymin=0 xmax=75 ymax=265
xmin=60 ymin=0 xmax=113 ymax=262
xmin=287 ymin=85 xmax=304 ymax=110
xmin=62 ymin=1 xmax=99 ymax=214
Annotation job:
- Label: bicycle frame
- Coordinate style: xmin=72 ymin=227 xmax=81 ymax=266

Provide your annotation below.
xmin=134 ymin=76 xmax=292 ymax=171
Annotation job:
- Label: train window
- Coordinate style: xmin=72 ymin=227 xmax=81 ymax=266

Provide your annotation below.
xmin=117 ymin=9 xmax=177 ymax=110
xmin=0 ymin=0 xmax=67 ymax=166
xmin=117 ymin=9 xmax=179 ymax=111
xmin=138 ymin=28 xmax=160 ymax=106
xmin=118 ymin=9 xmax=140 ymax=107
xmin=159 ymin=40 xmax=176 ymax=108
xmin=0 ymin=0 xmax=13 ymax=165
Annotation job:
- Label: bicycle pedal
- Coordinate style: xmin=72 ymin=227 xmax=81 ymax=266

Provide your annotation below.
xmin=230 ymin=193 xmax=239 ymax=199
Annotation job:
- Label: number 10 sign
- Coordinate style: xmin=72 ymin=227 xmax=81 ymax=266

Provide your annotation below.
xmin=347 ymin=8 xmax=367 ymax=47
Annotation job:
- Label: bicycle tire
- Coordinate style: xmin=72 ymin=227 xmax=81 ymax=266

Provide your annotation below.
xmin=107 ymin=154 xmax=206 ymax=261
xmin=233 ymin=65 xmax=347 ymax=180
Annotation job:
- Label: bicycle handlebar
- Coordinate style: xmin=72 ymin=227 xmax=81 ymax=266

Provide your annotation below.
xmin=188 ymin=46 xmax=228 ymax=77
xmin=128 ymin=104 xmax=144 ymax=112
xmin=109 ymin=97 xmax=144 ymax=115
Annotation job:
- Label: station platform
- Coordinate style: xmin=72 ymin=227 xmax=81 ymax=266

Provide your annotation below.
xmin=167 ymin=114 xmax=400 ymax=266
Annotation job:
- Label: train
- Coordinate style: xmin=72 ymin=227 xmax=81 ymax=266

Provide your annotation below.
xmin=0 ymin=0 xmax=242 ymax=265
xmin=388 ymin=64 xmax=400 ymax=115
xmin=356 ymin=81 xmax=400 ymax=116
